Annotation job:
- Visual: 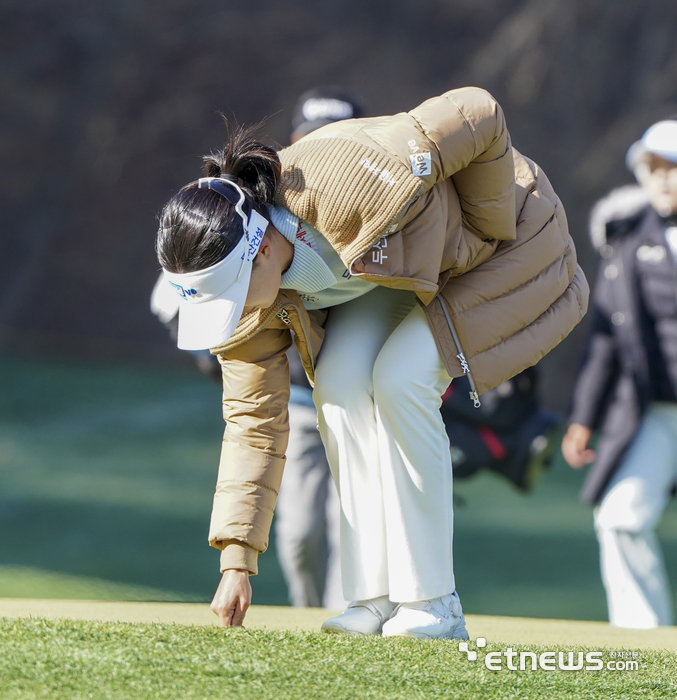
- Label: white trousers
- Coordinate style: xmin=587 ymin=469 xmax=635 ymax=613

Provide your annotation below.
xmin=275 ymin=402 xmax=345 ymax=609
xmin=594 ymin=402 xmax=677 ymax=628
xmin=313 ymin=286 xmax=455 ymax=603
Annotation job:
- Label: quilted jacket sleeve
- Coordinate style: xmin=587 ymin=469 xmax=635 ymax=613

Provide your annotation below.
xmin=208 ymin=326 xmax=292 ymax=575
xmin=408 ymin=87 xmax=516 ymax=241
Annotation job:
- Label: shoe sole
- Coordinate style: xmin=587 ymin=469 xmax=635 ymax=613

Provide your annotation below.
xmin=321 ymin=625 xmax=379 ymax=636
xmin=382 ymin=630 xmax=470 ymax=640
xmin=382 ymin=624 xmax=470 ymax=641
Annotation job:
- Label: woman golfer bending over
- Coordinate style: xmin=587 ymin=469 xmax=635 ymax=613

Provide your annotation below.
xmin=156 ymin=87 xmax=588 ymax=639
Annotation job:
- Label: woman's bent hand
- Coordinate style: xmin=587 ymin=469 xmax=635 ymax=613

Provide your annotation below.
xmin=211 ymin=569 xmax=252 ymax=627
xmin=561 ymin=423 xmax=596 ymax=469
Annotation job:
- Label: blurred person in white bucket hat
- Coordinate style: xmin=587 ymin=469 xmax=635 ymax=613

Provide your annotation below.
xmin=563 ymin=116 xmax=677 ymax=628
xmin=156 ymin=87 xmax=587 ymax=635
xmin=626 ymin=119 xmax=677 ymax=215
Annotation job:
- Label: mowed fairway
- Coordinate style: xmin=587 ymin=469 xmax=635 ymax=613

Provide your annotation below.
xmin=1 ymin=602 xmax=677 ymax=700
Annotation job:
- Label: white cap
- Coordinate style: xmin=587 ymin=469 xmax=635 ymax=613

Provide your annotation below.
xmin=627 ymin=120 xmax=677 ymax=171
xmin=163 ymin=206 xmax=269 ymax=351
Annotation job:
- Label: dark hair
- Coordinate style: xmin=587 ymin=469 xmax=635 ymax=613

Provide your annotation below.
xmin=156 ymin=122 xmax=281 ymax=273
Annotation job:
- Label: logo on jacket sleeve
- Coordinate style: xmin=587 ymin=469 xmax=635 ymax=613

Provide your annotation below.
xmin=409 ymin=152 xmax=431 ymax=177
xmin=408 ymin=139 xmax=432 ymax=177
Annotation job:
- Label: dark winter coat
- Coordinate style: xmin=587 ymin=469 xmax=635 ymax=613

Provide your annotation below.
xmin=570 ymin=186 xmax=677 ymax=503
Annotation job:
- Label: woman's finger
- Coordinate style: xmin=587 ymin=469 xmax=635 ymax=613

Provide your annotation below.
xmin=220 ymin=603 xmax=232 ymax=627
xmin=231 ymin=599 xmax=246 ymax=627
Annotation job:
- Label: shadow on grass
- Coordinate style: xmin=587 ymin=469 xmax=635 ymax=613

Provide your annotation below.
xmin=454 ymin=523 xmax=609 ymax=621
xmin=4 ymin=489 xmax=677 ymax=621
xmin=0 ymin=492 xmax=638 ymax=621
xmin=0 ymin=496 xmax=288 ymax=605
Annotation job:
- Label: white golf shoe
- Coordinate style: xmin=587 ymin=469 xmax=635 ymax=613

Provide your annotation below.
xmin=321 ymin=595 xmax=396 ymax=636
xmin=381 ymin=591 xmax=470 ymax=639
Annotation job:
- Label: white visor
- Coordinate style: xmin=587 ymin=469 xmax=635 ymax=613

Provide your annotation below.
xmin=163 ymin=208 xmax=269 ymax=350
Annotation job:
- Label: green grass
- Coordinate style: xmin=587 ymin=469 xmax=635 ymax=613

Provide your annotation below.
xmin=0 ymin=565 xmax=203 ymax=602
xmin=1 ymin=618 xmax=675 ymax=700
xmin=2 ymin=353 xmax=677 ymax=620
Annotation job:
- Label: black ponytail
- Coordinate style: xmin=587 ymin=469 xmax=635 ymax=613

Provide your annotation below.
xmin=202 ymin=120 xmax=280 ymax=206
xmin=156 ymin=122 xmax=280 ymax=274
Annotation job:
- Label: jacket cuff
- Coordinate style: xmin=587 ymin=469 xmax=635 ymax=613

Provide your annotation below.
xmin=219 ymin=541 xmax=259 ymax=575
xmin=568 ymin=413 xmax=595 ymax=430
xmin=568 ymin=402 xmax=599 ymax=430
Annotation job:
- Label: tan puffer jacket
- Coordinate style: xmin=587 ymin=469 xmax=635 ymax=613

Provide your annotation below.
xmin=207 ymin=87 xmax=589 ymax=574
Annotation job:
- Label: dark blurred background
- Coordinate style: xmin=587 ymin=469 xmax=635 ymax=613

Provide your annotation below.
xmin=5 ymin=0 xmax=677 ymax=403
xmin=2 ymin=0 xmax=677 ymax=617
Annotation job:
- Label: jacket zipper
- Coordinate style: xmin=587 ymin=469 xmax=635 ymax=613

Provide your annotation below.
xmin=281 ymin=302 xmax=316 ymax=373
xmin=437 ymin=297 xmax=481 ymax=408
xmin=246 ymin=300 xmax=316 ymax=375
xmin=339 ymin=194 xmax=480 ymax=406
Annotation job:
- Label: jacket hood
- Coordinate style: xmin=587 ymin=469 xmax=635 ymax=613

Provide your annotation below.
xmin=589 ymin=185 xmax=649 ymax=251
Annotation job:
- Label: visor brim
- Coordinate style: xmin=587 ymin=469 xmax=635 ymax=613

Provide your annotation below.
xmin=175 ymin=259 xmax=253 ymax=351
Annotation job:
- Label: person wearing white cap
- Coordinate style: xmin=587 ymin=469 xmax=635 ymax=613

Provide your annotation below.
xmin=156 ymin=87 xmax=587 ymax=636
xmin=562 ymin=117 xmax=677 ymax=628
